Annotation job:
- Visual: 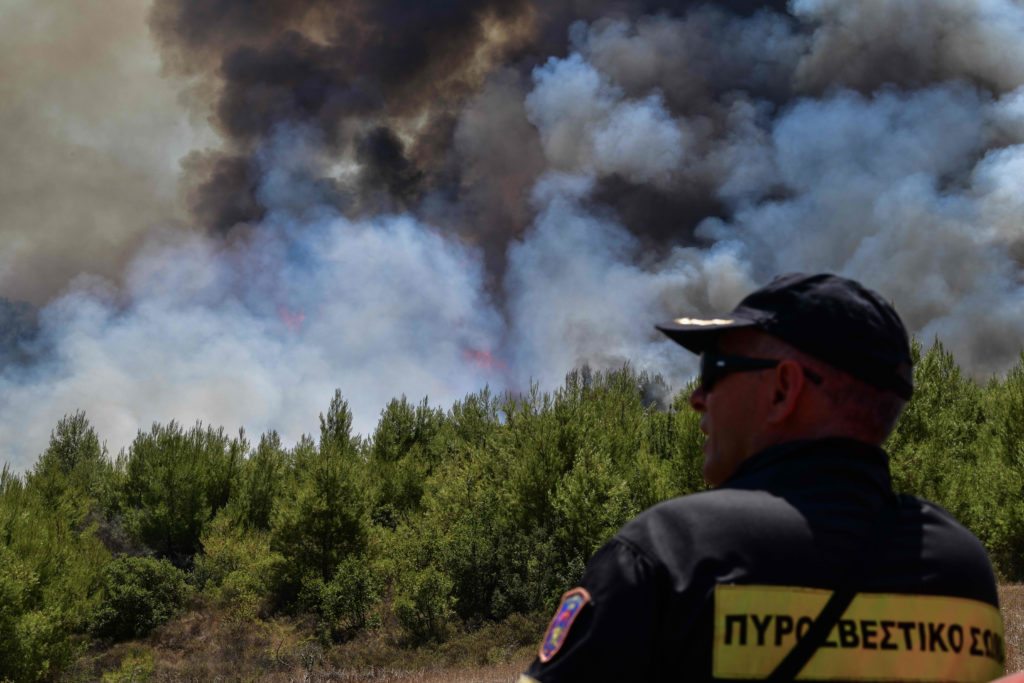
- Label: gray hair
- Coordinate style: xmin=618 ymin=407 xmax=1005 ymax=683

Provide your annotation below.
xmin=749 ymin=334 xmax=908 ymax=445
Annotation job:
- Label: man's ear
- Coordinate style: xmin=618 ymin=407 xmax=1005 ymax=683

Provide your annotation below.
xmin=766 ymin=359 xmax=805 ymax=424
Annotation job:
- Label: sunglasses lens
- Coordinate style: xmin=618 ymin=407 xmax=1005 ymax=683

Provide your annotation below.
xmin=699 ymin=354 xmax=780 ymax=392
xmin=700 ymin=355 xmax=720 ymax=392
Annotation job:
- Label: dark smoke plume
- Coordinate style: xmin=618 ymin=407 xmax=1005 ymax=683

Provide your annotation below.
xmin=150 ymin=0 xmax=793 ymax=252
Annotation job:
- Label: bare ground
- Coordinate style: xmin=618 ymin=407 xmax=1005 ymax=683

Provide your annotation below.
xmin=1001 ymin=583 xmax=1024 ymax=674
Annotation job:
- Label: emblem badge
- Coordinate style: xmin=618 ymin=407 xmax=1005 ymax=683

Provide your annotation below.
xmin=539 ymin=587 xmax=592 ymax=663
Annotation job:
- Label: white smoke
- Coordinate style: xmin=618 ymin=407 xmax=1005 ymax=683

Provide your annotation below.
xmin=0 ymin=126 xmax=505 ymax=467
xmin=695 ymin=85 xmax=1024 ymax=373
xmin=518 ymin=6 xmax=1024 ymax=380
xmin=503 ymin=184 xmax=755 ymax=390
xmin=525 ymin=53 xmax=686 ymax=185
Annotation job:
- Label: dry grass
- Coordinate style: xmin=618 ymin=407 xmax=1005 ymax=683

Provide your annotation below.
xmin=64 ymin=604 xmax=542 ymax=682
xmin=66 ymin=586 xmax=1024 ymax=681
xmin=230 ymin=657 xmax=534 ymax=682
xmin=1001 ymin=583 xmax=1024 ymax=674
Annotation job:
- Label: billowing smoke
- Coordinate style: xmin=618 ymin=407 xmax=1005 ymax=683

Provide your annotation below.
xmin=2 ymin=0 xmax=1024 ymax=470
xmin=0 ymin=0 xmax=217 ymax=304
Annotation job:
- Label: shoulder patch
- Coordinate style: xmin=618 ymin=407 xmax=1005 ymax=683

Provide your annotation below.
xmin=539 ymin=587 xmax=592 ymax=663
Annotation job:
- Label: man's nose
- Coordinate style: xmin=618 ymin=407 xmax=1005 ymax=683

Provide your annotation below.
xmin=689 ymin=386 xmax=707 ymax=412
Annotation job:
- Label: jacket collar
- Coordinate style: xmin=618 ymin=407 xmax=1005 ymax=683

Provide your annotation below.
xmin=723 ymin=437 xmax=892 ymax=492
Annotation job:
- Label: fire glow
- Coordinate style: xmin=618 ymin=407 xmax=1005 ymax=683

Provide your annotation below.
xmin=463 ymin=349 xmax=507 ymax=372
xmin=277 ymin=306 xmax=307 ymax=333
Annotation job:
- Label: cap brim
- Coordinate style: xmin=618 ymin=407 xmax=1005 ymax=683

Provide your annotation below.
xmin=655 ymin=314 xmax=759 ymax=353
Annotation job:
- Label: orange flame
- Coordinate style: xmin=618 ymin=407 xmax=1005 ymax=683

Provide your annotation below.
xmin=463 ymin=348 xmax=507 ymax=371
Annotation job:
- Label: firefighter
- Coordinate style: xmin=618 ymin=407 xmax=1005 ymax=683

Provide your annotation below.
xmin=520 ymin=273 xmax=1003 ymax=682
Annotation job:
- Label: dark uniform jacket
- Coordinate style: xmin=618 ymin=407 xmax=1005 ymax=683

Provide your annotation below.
xmin=524 ymin=438 xmax=1004 ymax=682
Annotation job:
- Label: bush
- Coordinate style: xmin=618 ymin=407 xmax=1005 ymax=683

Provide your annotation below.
xmin=886 ymin=340 xmax=1024 ymax=580
xmin=368 ymin=397 xmax=442 ymax=525
xmin=28 ymin=412 xmax=112 ymax=509
xmin=393 ymin=566 xmax=456 ymax=643
xmin=230 ymin=431 xmax=289 ymax=531
xmin=0 ymin=465 xmax=109 ymax=681
xmin=300 ymin=555 xmax=380 ymax=644
xmin=270 ymin=393 xmax=369 ymax=603
xmin=89 ymin=557 xmax=188 ymax=641
xmin=194 ymin=513 xmax=283 ymax=619
xmin=119 ymin=422 xmax=245 ymax=567
xmin=0 ymin=545 xmax=65 ymax=681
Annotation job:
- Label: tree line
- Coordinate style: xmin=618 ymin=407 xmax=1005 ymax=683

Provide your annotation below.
xmin=1 ymin=339 xmax=1022 ymax=680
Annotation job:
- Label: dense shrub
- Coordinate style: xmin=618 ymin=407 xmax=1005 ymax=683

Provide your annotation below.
xmin=28 ymin=411 xmax=112 ymax=507
xmin=2 ymin=342 xmax=1024 ymax=679
xmin=368 ymin=397 xmax=442 ymax=527
xmin=119 ymin=422 xmax=245 ymax=567
xmin=393 ymin=565 xmax=457 ymax=643
xmin=229 ymin=430 xmax=290 ymax=531
xmin=887 ymin=341 xmax=1024 ymax=578
xmin=194 ymin=512 xmax=283 ymax=618
xmin=270 ymin=393 xmax=370 ymax=605
xmin=89 ymin=556 xmax=188 ymax=641
xmin=300 ymin=555 xmax=380 ymax=643
xmin=0 ymin=461 xmax=109 ymax=681
xmin=0 ymin=543 xmax=65 ymax=681
xmin=996 ymin=352 xmax=1024 ymax=469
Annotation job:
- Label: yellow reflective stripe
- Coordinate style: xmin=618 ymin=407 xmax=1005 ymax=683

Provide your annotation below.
xmin=714 ymin=585 xmax=1005 ymax=682
xmin=517 ymin=676 xmax=541 ymax=683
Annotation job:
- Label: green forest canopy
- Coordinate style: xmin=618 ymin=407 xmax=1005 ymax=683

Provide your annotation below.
xmin=1 ymin=338 xmax=1023 ymax=680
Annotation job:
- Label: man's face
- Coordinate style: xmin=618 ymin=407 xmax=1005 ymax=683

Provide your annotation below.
xmin=688 ymin=330 xmax=775 ymax=486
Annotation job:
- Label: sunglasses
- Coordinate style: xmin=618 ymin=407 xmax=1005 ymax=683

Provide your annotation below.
xmin=700 ymin=352 xmax=824 ymax=393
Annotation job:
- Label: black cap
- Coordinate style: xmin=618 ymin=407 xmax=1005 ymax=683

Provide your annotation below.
xmin=656 ymin=273 xmax=914 ymax=400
